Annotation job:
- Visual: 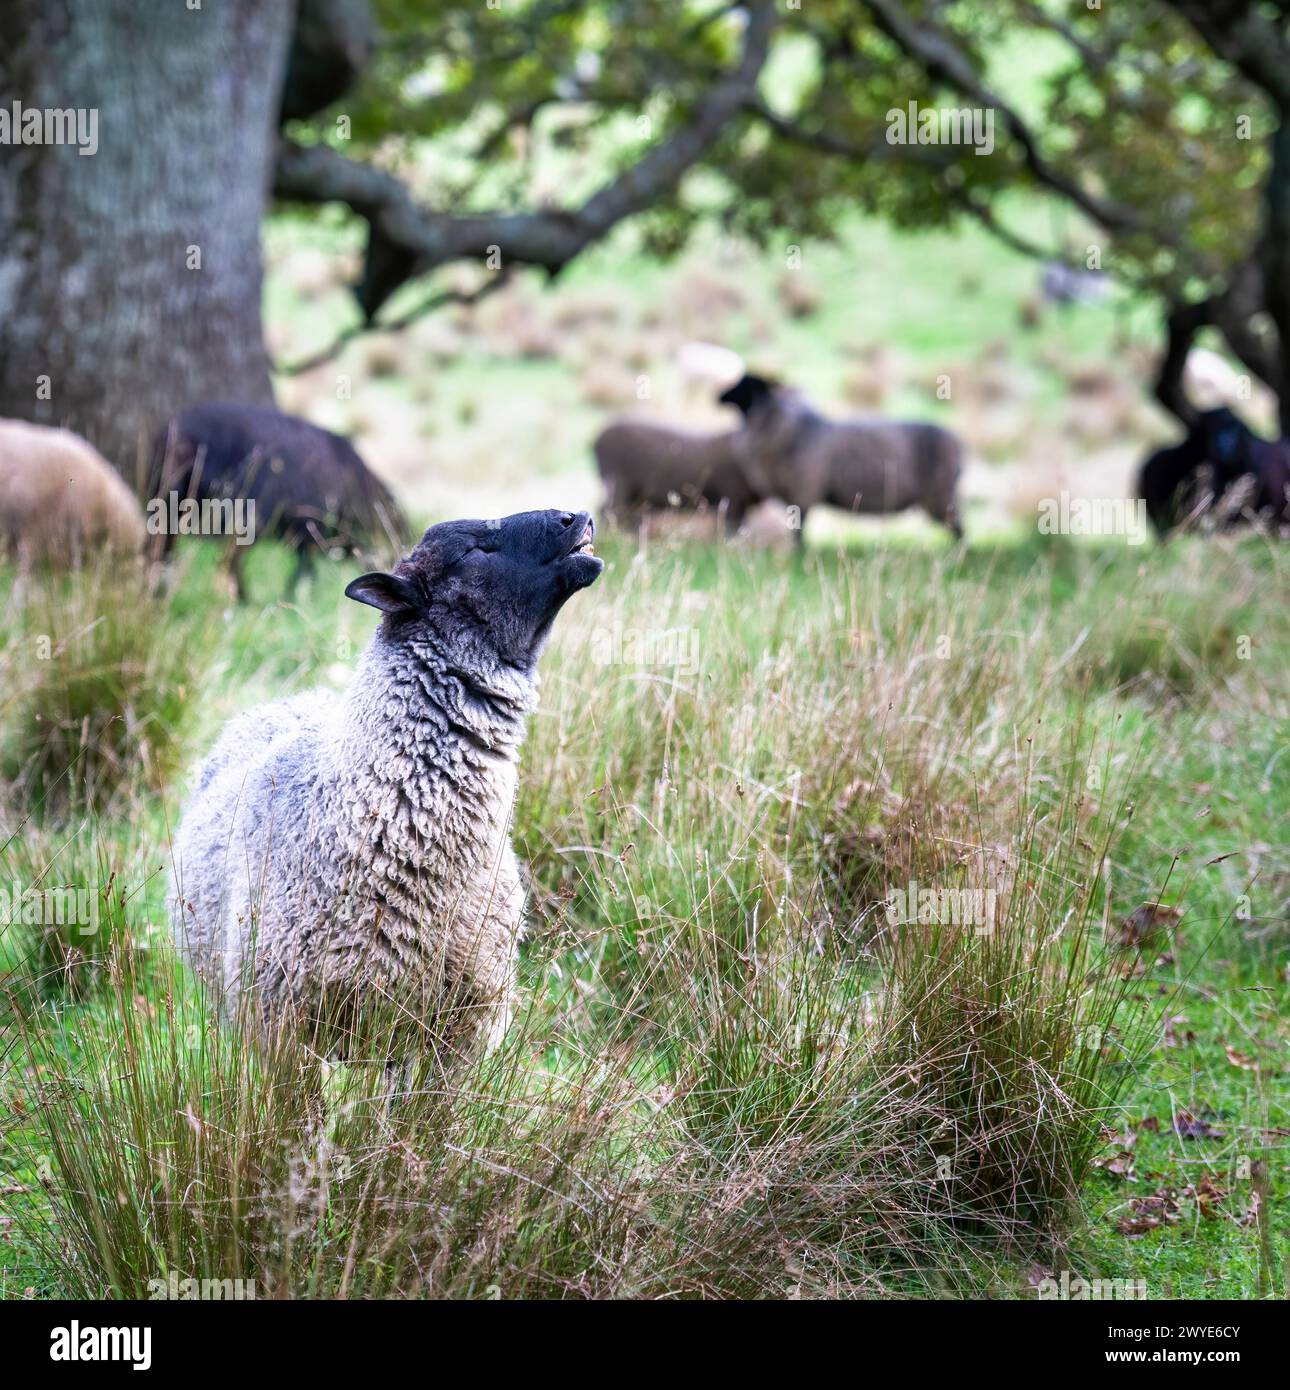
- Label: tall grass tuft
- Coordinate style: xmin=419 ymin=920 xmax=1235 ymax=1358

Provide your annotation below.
xmin=0 ymin=562 xmax=206 ymax=819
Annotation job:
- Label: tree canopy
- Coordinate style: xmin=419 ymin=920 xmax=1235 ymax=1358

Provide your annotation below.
xmin=274 ymin=1 xmax=1288 ymax=424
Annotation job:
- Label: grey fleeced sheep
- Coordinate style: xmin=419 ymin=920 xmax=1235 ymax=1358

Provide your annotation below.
xmin=594 ymin=420 xmax=763 ymax=533
xmin=0 ymin=419 xmax=146 ymax=566
xmin=718 ymin=374 xmax=964 ymax=543
xmin=169 ymin=509 xmax=602 ymax=1070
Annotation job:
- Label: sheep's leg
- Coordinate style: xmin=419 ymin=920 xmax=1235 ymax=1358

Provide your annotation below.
xmin=927 ymin=496 xmax=965 ymax=546
xmin=601 ymin=489 xmax=638 ymax=534
xmin=429 ymin=985 xmax=512 ymax=1078
xmin=288 ymin=544 xmax=316 ymax=597
xmin=223 ymin=541 xmax=248 ymax=602
xmin=790 ymin=505 xmax=809 ymax=550
xmin=721 ymin=500 xmax=746 ymax=538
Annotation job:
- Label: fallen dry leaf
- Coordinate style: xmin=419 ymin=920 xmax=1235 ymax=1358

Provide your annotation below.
xmin=1237 ymin=1191 xmax=1262 ymax=1228
xmin=1162 ymin=1013 xmax=1196 ymax=1048
xmin=1187 ymin=1172 xmax=1229 ymax=1219
xmin=1116 ymin=1175 xmax=1225 ymax=1238
xmin=1224 ymin=1044 xmax=1259 ymax=1071
xmin=1094 ymin=1126 xmax=1137 ymax=1179
xmin=1173 ymin=1109 xmax=1226 ymax=1141
xmin=1118 ymin=1190 xmax=1182 ymax=1237
xmin=1095 ymin=1150 xmax=1136 ymax=1179
xmin=1110 ymin=902 xmax=1183 ymax=954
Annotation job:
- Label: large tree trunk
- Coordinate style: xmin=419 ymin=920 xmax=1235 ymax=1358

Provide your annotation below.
xmin=0 ymin=0 xmax=294 ymax=485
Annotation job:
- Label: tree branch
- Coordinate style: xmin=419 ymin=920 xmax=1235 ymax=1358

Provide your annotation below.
xmin=281 ymin=0 xmax=374 ymax=122
xmin=274 ymin=0 xmax=775 ymax=321
xmin=277 ymin=270 xmax=512 ymax=376
xmin=1013 ymin=1 xmax=1112 ymax=72
xmin=949 ymin=189 xmax=1069 ymax=265
xmin=1155 ymin=295 xmax=1212 ymax=426
xmin=858 ymin=0 xmax=1146 ymax=237
xmin=1210 ymin=253 xmax=1282 ymax=393
xmin=747 ymin=97 xmax=952 ymax=167
xmin=1265 ymin=121 xmax=1290 ymax=429
xmin=1162 ymin=1 xmax=1290 ymax=426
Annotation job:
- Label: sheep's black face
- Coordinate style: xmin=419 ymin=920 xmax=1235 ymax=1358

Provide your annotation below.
xmin=718 ymin=373 xmax=777 ymax=419
xmin=1197 ymin=408 xmax=1250 ymax=476
xmin=345 ymin=509 xmax=602 ymax=668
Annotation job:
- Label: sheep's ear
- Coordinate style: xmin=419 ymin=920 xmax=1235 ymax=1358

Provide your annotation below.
xmin=344 ymin=571 xmax=418 ymax=615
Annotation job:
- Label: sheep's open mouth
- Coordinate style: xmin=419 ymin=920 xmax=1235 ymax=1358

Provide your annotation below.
xmin=569 ymin=523 xmax=595 ymax=557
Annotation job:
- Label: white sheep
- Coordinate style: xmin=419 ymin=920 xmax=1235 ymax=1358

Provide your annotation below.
xmin=0 ymin=418 xmax=145 ymax=567
xmin=169 ymin=509 xmax=603 ymax=1071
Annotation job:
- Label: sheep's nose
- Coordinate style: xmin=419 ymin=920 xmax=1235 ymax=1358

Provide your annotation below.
xmin=558 ymin=512 xmax=575 ymax=527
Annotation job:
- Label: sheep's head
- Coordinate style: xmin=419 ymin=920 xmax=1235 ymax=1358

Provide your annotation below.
xmin=345 ymin=509 xmax=602 ymax=669
xmin=1196 ymin=407 xmax=1251 ymax=477
xmin=718 ymin=372 xmax=779 ymax=419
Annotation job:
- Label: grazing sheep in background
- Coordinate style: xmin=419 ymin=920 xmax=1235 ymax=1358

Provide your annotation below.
xmin=0 ymin=419 xmax=145 ymax=568
xmin=1039 ymin=262 xmax=1111 ymax=307
xmin=1140 ymin=407 xmax=1290 ymax=536
xmin=1139 ymin=409 xmax=1235 ymax=535
xmin=841 ymin=342 xmax=909 ymax=413
xmin=718 ymin=373 xmax=964 ymax=544
xmin=150 ymin=402 xmax=408 ymax=597
xmin=594 ymin=419 xmax=764 ymax=533
xmin=170 ymin=509 xmax=603 ymax=1073
xmin=1252 ymin=438 xmax=1290 ymax=526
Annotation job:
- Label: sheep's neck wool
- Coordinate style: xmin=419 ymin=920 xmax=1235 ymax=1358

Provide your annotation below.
xmin=336 ymin=626 xmax=536 ymax=876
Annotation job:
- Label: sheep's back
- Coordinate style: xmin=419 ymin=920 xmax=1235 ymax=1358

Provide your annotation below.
xmin=808 ymin=419 xmax=959 ymax=512
xmin=191 ymin=690 xmax=338 ymax=796
xmin=171 ymin=689 xmax=340 ymax=995
xmin=0 ymin=419 xmax=145 ymax=561
xmin=153 ymin=404 xmax=406 ymax=550
xmin=595 ymin=420 xmax=750 ymax=506
xmin=1249 ymin=439 xmax=1290 ymax=522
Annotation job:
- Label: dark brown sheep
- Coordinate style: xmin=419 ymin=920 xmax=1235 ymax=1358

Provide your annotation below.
xmin=149 ymin=402 xmax=409 ymax=596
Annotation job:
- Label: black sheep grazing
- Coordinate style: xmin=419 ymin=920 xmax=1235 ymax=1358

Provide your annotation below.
xmin=150 ymin=403 xmax=409 ymax=596
xmin=1140 ymin=407 xmax=1290 ymax=537
xmin=1139 ymin=409 xmax=1233 ymax=535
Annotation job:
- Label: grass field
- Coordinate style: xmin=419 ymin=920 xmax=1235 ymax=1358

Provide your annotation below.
xmin=1 ymin=210 xmax=1286 ymax=1299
